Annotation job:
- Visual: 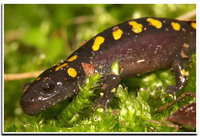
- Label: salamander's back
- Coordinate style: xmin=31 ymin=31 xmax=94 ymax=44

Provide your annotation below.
xmin=20 ymin=17 xmax=196 ymax=116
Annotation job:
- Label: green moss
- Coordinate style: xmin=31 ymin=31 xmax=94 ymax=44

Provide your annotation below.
xmin=58 ymin=73 xmax=101 ymax=126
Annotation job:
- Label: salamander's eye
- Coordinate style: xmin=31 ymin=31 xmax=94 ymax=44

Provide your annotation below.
xmin=23 ymin=82 xmax=32 ymax=92
xmin=41 ymin=80 xmax=55 ymax=92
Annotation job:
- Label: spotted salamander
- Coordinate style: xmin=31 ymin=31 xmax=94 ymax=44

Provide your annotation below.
xmin=20 ymin=17 xmax=196 ymax=115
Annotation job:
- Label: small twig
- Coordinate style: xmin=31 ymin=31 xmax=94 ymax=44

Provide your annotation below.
xmin=64 ymin=15 xmax=96 ymax=26
xmin=176 ymin=9 xmax=196 ymax=20
xmin=158 ymin=92 xmax=196 ymax=112
xmin=4 ymin=70 xmax=44 ymax=81
xmin=148 ymin=120 xmax=179 ymax=131
xmin=148 ymin=120 xmax=163 ymax=125
xmin=163 ymin=121 xmax=180 ymax=131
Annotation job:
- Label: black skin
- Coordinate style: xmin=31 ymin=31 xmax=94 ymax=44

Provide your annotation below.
xmin=20 ymin=17 xmax=196 ymax=115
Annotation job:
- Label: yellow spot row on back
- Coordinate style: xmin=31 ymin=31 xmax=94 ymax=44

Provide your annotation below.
xmin=55 ymin=63 xmax=77 ymax=77
xmin=147 ymin=18 xmax=162 ymax=29
xmin=67 ymin=55 xmax=77 ymax=62
xmin=55 ymin=63 xmax=68 ymax=71
xmin=68 ymin=67 xmax=77 ymax=78
xmin=171 ymin=22 xmax=181 ymax=31
xmin=191 ymin=22 xmax=196 ymax=29
xmin=90 ymin=18 xmax=196 ymax=55
xmin=92 ymin=36 xmax=105 ymax=51
xmin=112 ymin=26 xmax=123 ymax=40
xmin=128 ymin=21 xmax=143 ymax=33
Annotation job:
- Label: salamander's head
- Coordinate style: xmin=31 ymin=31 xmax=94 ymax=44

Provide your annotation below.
xmin=20 ymin=65 xmax=80 ymax=115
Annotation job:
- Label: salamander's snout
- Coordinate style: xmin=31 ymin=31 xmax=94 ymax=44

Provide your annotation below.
xmin=20 ymin=68 xmax=79 ymax=116
xmin=20 ymin=96 xmax=41 ymax=116
xmin=20 ymin=80 xmax=63 ymax=115
xmin=20 ymin=81 xmax=55 ymax=115
xmin=20 ymin=88 xmax=45 ymax=115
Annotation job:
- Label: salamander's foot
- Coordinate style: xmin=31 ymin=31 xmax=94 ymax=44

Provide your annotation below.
xmin=91 ymin=96 xmax=109 ymax=115
xmin=165 ymin=57 xmax=189 ymax=99
xmin=166 ymin=85 xmax=180 ymax=99
xmin=91 ymin=74 xmax=120 ymax=115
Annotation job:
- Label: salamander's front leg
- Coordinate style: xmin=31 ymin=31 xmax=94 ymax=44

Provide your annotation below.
xmin=92 ymin=74 xmax=120 ymax=113
xmin=166 ymin=57 xmax=189 ymax=96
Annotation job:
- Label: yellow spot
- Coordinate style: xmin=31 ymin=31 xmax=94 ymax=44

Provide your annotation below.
xmin=191 ymin=22 xmax=196 ymax=29
xmin=111 ymin=88 xmax=116 ymax=93
xmin=92 ymin=36 xmax=105 ymax=51
xmin=147 ymin=18 xmax=162 ymax=29
xmin=55 ymin=63 xmax=68 ymax=71
xmin=36 ymin=77 xmax=41 ymax=81
xmin=67 ymin=55 xmax=77 ymax=62
xmin=67 ymin=67 xmax=77 ymax=78
xmin=112 ymin=26 xmax=123 ymax=40
xmin=128 ymin=21 xmax=143 ymax=33
xmin=181 ymin=69 xmax=189 ymax=76
xmin=171 ymin=22 xmax=181 ymax=31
